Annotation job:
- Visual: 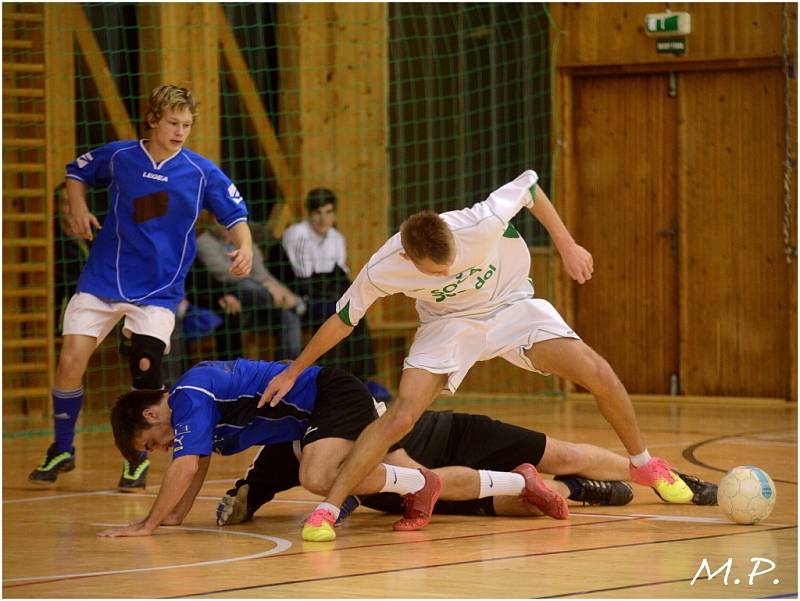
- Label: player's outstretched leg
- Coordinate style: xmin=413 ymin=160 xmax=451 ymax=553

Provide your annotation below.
xmin=527 ymin=338 xmax=693 ymax=504
xmin=393 ymin=468 xmax=443 ymax=531
xmin=118 ymin=334 xmax=165 ymax=492
xmin=513 ymin=463 xmax=569 ymax=519
xmin=30 ymin=336 xmax=94 ymax=485
xmin=554 ymin=475 xmax=633 ymax=506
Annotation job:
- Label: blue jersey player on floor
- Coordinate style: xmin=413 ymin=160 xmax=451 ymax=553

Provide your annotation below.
xmin=97 ymin=359 xmax=457 ymax=538
xmin=29 ymin=85 xmax=253 ymax=491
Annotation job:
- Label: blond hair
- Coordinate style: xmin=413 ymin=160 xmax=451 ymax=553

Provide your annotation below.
xmin=144 ymin=85 xmax=198 ymax=131
xmin=399 ymin=210 xmax=454 ymax=264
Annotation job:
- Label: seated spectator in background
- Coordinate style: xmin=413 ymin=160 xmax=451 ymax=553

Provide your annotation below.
xmin=193 ymin=220 xmax=303 ymax=360
xmin=281 ymin=188 xmax=379 ymax=386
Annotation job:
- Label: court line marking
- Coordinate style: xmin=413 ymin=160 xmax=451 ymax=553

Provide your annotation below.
xmin=4 ymin=489 xmax=316 ymax=505
xmin=3 ymin=525 xmax=291 ymax=584
xmin=569 ymin=511 xmax=792 ymax=526
xmin=683 ymin=428 xmax=799 ymax=484
xmin=4 ymin=490 xmax=762 ymax=525
xmin=3 ymin=490 xmax=118 ymax=504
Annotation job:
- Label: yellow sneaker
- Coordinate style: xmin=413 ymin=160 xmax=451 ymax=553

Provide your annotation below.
xmin=302 ymin=508 xmax=337 ymax=542
xmin=629 ymin=457 xmax=694 ymax=503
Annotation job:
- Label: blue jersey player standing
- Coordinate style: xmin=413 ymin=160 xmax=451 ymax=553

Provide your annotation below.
xmin=28 ymin=85 xmax=253 ymax=491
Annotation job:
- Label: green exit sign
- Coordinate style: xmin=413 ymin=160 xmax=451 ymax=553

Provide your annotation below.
xmin=645 ymin=12 xmax=691 ymax=37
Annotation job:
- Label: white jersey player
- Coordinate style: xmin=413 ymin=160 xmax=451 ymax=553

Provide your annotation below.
xmin=260 ymin=169 xmax=695 ymax=542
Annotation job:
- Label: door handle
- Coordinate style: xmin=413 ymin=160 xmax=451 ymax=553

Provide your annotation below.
xmin=656 ymin=218 xmax=678 ymax=257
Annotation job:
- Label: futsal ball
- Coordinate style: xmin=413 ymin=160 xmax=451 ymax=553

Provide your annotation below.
xmin=718 ymin=466 xmax=776 ymax=525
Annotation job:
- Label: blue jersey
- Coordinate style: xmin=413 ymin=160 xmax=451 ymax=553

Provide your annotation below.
xmin=167 ymin=359 xmax=324 ymax=458
xmin=65 ymin=140 xmax=248 ymax=310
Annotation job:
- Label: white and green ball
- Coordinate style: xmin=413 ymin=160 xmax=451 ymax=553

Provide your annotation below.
xmin=718 ymin=466 xmax=776 ymax=525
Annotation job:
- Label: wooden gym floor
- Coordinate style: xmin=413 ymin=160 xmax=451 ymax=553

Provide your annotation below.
xmin=2 ymin=397 xmax=797 ymax=598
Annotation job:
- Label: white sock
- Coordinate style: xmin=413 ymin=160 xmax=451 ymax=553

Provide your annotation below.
xmin=315 ymin=502 xmax=341 ymax=520
xmin=379 ymin=464 xmax=426 ymax=495
xmin=478 ymin=470 xmax=526 ymax=498
xmin=629 ymin=449 xmax=652 ymax=468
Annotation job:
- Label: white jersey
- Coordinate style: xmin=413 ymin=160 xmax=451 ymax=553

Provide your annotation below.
xmin=336 ymin=170 xmax=538 ymax=326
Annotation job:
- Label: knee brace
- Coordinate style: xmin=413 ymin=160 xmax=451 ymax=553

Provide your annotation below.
xmin=127 ymin=334 xmax=166 ymax=390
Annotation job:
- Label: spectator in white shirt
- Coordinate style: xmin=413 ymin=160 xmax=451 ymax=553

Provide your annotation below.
xmin=280 ymin=189 xmax=378 ymax=384
xmin=282 ymin=188 xmax=348 ymax=278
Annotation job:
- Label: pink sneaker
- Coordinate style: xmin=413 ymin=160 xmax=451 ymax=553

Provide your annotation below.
xmin=393 ymin=468 xmax=443 ymax=531
xmin=629 ymin=457 xmax=693 ymax=504
xmin=302 ymin=508 xmax=337 ymax=542
xmin=513 ymin=463 xmax=569 ymax=519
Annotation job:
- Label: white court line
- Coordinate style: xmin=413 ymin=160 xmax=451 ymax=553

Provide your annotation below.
xmin=571 ymin=512 xmax=726 ymax=524
xmin=3 ymin=490 xmax=117 ymax=504
xmin=571 ymin=511 xmax=792 ymax=527
xmin=96 ymin=491 xmax=317 ymax=505
xmin=3 ymin=525 xmax=291 ymax=584
xmin=5 ymin=489 xmax=316 ymax=506
xmin=5 ymin=493 xmax=782 ymax=525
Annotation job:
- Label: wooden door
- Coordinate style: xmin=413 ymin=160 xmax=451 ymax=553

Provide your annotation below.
xmin=679 ymin=68 xmax=790 ymax=397
xmin=572 ymin=73 xmax=679 ymax=394
xmin=569 ymin=68 xmax=790 ymax=398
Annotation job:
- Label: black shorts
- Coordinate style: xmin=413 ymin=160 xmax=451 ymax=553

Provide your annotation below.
xmin=402 ymin=411 xmax=547 ymax=471
xmin=440 ymin=412 xmax=547 ymax=471
xmin=300 ymin=367 xmax=379 ymax=448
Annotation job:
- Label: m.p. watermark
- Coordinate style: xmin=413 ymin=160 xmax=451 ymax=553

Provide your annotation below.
xmin=691 ymin=557 xmax=779 ymax=586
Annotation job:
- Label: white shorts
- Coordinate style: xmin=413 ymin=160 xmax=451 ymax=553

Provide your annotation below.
xmin=403 ymin=298 xmax=580 ymax=394
xmin=62 ymin=292 xmax=175 ymax=353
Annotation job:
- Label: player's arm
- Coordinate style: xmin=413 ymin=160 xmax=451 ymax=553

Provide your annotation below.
xmin=260 ymin=259 xmax=384 ymax=407
xmin=97 ymin=455 xmax=200 ymax=538
xmin=64 ymin=177 xmax=101 ymax=241
xmin=527 ymin=185 xmax=594 ymax=284
xmin=226 ymin=221 xmax=254 ymax=277
xmin=259 ymin=313 xmax=353 ymax=407
xmin=162 ymin=455 xmax=212 ymax=526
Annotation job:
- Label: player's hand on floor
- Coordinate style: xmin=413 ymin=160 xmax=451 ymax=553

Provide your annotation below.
xmin=559 ymin=242 xmax=593 ymax=284
xmin=259 ymin=369 xmax=297 ymax=408
xmin=227 ymin=246 xmax=253 ymax=277
xmin=97 ymin=520 xmax=155 ymax=538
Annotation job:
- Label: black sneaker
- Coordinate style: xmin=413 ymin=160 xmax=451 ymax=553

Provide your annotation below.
xmin=555 ymin=475 xmax=634 ymax=506
xmin=674 ymin=471 xmax=718 ymax=506
xmin=118 ymin=457 xmax=150 ymax=491
xmin=217 ymin=482 xmax=253 ymax=526
xmin=28 ymin=443 xmax=76 ymax=484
